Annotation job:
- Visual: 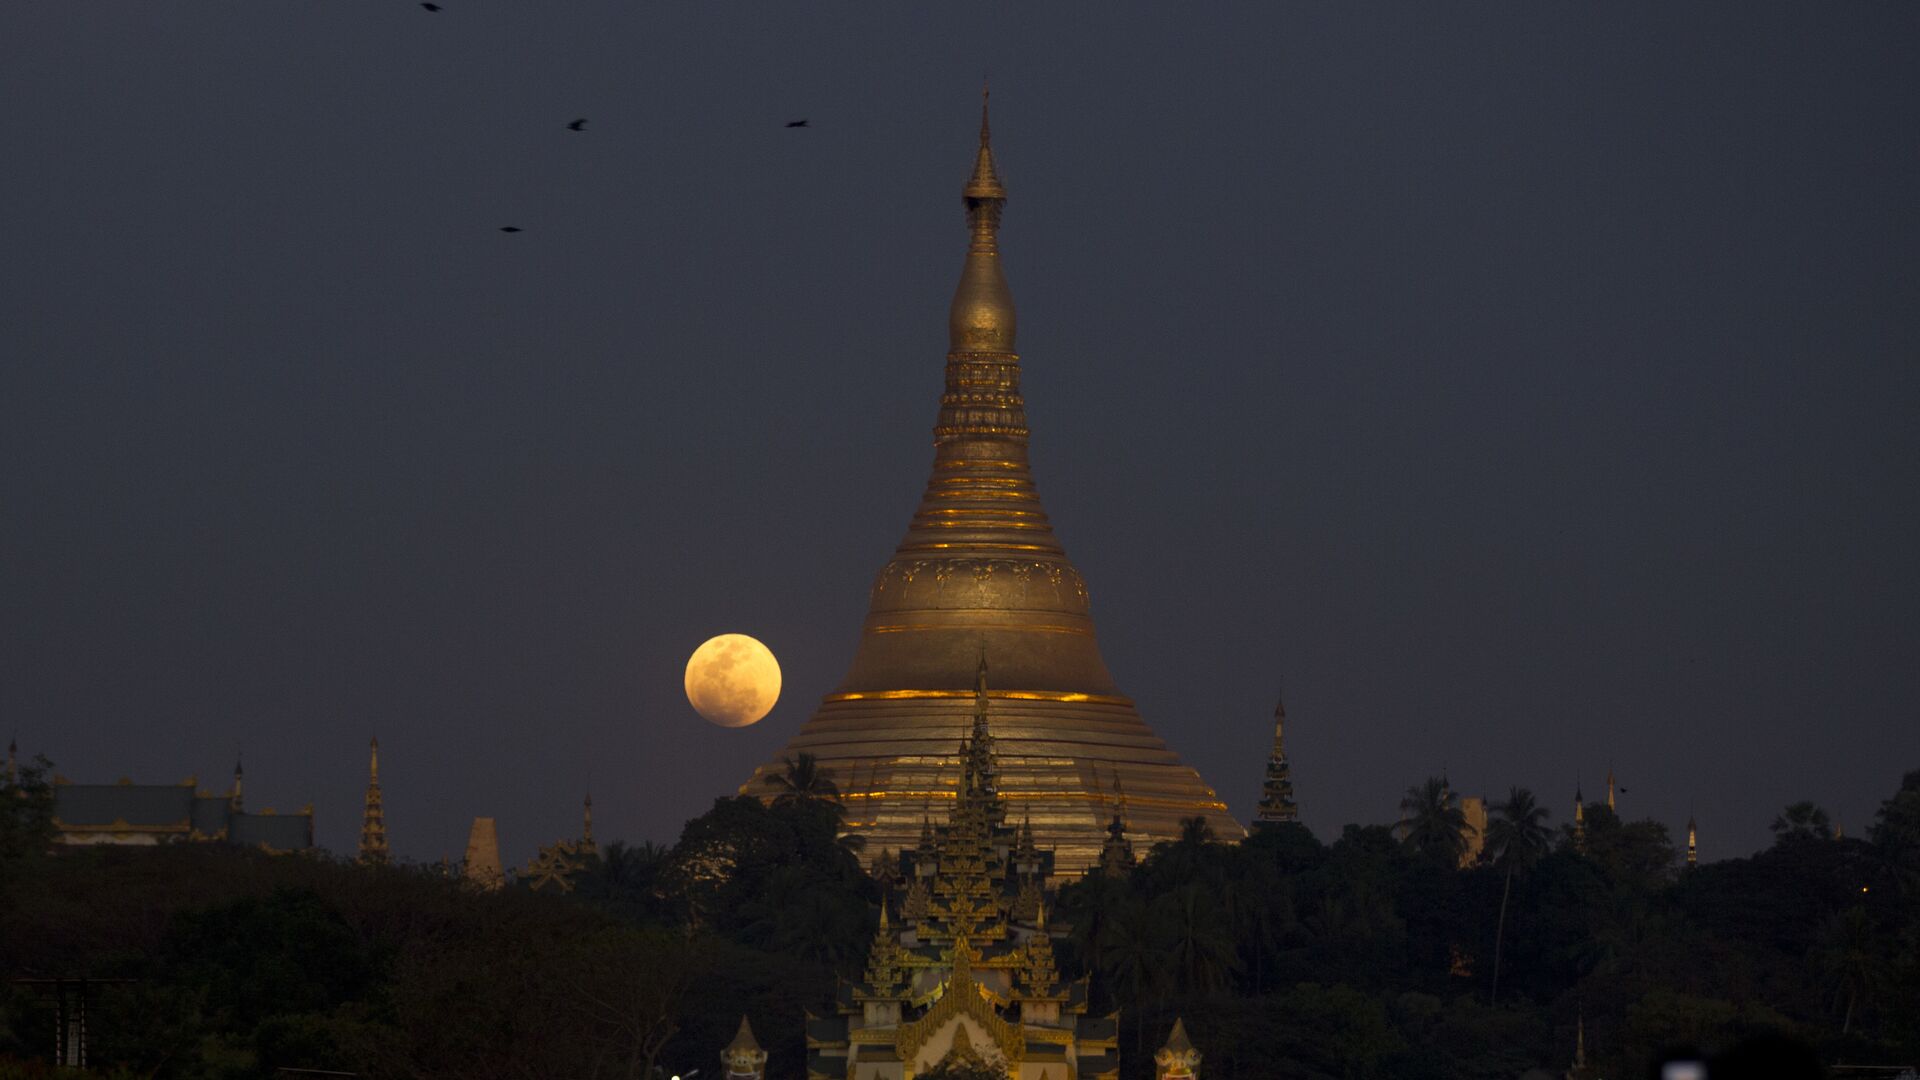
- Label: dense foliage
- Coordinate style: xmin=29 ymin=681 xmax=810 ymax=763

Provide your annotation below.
xmin=1054 ymin=774 xmax=1920 ymax=1079
xmin=2 ymin=760 xmax=1915 ymax=1079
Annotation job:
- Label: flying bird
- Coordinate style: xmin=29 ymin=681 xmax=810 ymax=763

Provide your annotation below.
xmin=567 ymin=118 xmax=587 ymax=132
xmin=420 ymin=2 xmax=441 ymax=10
xmin=498 ymin=226 xmax=522 ymax=233
xmin=785 ymin=119 xmax=809 ymax=128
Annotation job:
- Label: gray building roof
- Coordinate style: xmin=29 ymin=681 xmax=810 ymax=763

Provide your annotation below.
xmin=52 ymin=778 xmax=313 ymax=850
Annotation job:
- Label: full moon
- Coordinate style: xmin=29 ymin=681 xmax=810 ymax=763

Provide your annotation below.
xmin=683 ymin=633 xmax=782 ymax=728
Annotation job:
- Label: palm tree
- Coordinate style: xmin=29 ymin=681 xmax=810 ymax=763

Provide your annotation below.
xmin=1396 ymin=776 xmax=1470 ymax=865
xmin=1771 ymin=801 xmax=1834 ymax=844
xmin=1813 ymin=906 xmax=1880 ymax=1035
xmin=1485 ymin=787 xmax=1553 ymax=871
xmin=769 ymin=752 xmax=839 ymax=804
xmin=1157 ymin=883 xmax=1239 ymax=996
xmin=1484 ymin=787 xmax=1551 ymax=1004
xmin=1178 ymin=815 xmax=1218 ymax=845
xmin=1100 ymin=900 xmax=1167 ymax=1052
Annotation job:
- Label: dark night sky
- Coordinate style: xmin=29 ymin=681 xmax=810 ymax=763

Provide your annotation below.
xmin=4 ymin=4 xmax=1917 ymax=868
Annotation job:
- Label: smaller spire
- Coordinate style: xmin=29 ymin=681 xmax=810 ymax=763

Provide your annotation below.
xmin=360 ymin=736 xmax=390 ymax=865
xmin=582 ymin=791 xmax=594 ymax=847
xmin=1254 ymin=695 xmax=1299 ymax=828
xmin=1686 ymin=815 xmax=1698 ymax=867
xmin=231 ymin=753 xmax=244 ymax=810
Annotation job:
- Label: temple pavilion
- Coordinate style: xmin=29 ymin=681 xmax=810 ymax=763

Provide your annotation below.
xmin=805 ymin=663 xmax=1120 ymax=1080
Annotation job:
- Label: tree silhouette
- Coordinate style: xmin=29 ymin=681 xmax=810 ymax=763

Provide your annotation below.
xmin=1396 ymin=776 xmax=1471 ymax=865
xmin=1485 ymin=787 xmax=1552 ymax=1004
xmin=1771 ymin=801 xmax=1834 ymax=844
xmin=769 ymin=752 xmax=839 ymax=803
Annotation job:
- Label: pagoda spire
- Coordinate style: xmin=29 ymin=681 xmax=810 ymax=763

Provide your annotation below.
xmin=1605 ymin=767 xmax=1616 ymax=811
xmin=359 ymin=736 xmax=390 ymax=865
xmin=230 ymin=755 xmax=244 ymax=811
xmin=1686 ymin=814 xmax=1697 ymax=867
xmin=739 ymin=95 xmax=1244 ymax=875
xmin=582 ymin=791 xmax=594 ymax=849
xmin=1253 ymin=696 xmax=1299 ymax=828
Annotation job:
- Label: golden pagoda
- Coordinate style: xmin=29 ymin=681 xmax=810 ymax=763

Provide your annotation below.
xmin=742 ymin=95 xmax=1242 ymax=874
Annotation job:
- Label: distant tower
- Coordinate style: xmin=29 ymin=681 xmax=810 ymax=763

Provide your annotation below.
xmin=1686 ymin=815 xmax=1697 ymax=867
xmin=464 ymin=817 xmax=504 ymax=890
xmin=1155 ymin=1017 xmax=1202 ymax=1079
xmin=359 ymin=737 xmax=390 ymax=865
xmin=720 ymin=1015 xmax=768 ymax=1080
xmin=1572 ymin=785 xmax=1586 ymax=851
xmin=230 ymin=756 xmax=244 ymax=811
xmin=1253 ymin=697 xmax=1299 ymax=829
xmin=1098 ymin=809 xmax=1136 ymax=877
xmin=1605 ymin=767 xmax=1615 ymax=812
xmin=581 ymin=792 xmax=594 ymax=850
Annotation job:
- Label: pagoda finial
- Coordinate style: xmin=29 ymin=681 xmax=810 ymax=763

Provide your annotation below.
xmin=231 ymin=753 xmax=244 ymax=810
xmin=1605 ymin=766 xmax=1616 ymax=811
xmin=582 ymin=791 xmax=594 ymax=847
xmin=1686 ymin=814 xmax=1698 ymax=867
xmin=950 ymin=93 xmax=1014 ymax=354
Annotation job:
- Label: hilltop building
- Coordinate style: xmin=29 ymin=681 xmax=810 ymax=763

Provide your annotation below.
xmin=48 ymin=756 xmax=313 ymax=851
xmin=740 ymin=96 xmax=1240 ymax=872
xmin=1458 ymin=793 xmax=1489 ymax=867
xmin=463 ymin=817 xmax=504 ymax=890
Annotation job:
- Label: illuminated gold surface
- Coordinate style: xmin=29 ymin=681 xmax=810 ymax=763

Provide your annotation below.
xmin=742 ymin=102 xmax=1242 ymax=873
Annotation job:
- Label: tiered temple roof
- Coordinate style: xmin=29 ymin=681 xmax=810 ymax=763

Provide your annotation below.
xmin=807 ymin=659 xmax=1118 ymax=1080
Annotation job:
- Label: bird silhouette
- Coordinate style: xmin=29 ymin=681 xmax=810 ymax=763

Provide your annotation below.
xmin=420 ymin=2 xmax=441 ymax=10
xmin=785 ymin=119 xmax=809 ymax=128
xmin=567 ymin=118 xmax=586 ymax=132
xmin=498 ymin=226 xmax=522 ymax=233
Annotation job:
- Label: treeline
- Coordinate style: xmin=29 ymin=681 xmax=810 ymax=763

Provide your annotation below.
xmin=2 ymin=753 xmax=1916 ymax=1079
xmin=1054 ymin=775 xmax=1920 ymax=1078
xmin=0 ymin=757 xmax=873 ymax=1080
